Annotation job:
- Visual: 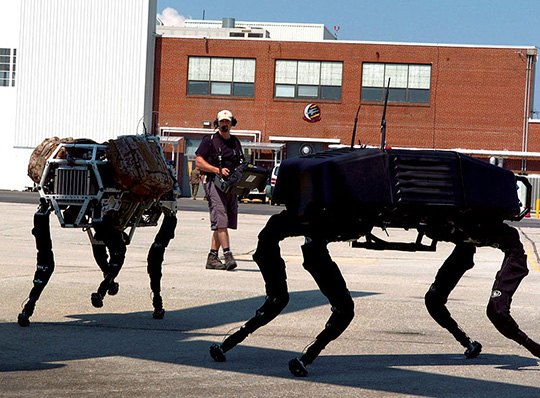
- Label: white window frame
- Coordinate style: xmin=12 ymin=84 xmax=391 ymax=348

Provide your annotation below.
xmin=361 ymin=62 xmax=431 ymax=104
xmin=187 ymin=56 xmax=256 ymax=97
xmin=274 ymin=59 xmax=343 ymax=101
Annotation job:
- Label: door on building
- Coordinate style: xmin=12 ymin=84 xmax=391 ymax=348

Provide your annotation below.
xmin=183 ymin=137 xmax=203 ymax=198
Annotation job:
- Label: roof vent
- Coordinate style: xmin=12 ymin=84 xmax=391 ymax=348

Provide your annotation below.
xmin=222 ymin=18 xmax=235 ymax=28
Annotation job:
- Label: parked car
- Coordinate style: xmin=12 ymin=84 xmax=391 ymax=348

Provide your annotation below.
xmin=266 ymin=164 xmax=280 ymax=205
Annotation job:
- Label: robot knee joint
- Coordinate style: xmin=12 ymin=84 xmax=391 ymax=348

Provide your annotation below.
xmin=486 ymin=294 xmax=510 ymax=329
xmin=335 ymin=296 xmax=355 ymax=324
xmin=424 ymin=284 xmax=447 ymax=310
xmin=257 ymin=293 xmax=290 ymax=319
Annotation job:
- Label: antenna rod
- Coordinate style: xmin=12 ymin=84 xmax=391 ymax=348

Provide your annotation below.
xmin=380 ymin=77 xmax=391 ymax=149
xmin=350 ymin=104 xmax=361 ymax=148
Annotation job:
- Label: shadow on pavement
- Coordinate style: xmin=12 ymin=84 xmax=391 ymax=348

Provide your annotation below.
xmin=1 ymin=289 xmax=539 ymax=396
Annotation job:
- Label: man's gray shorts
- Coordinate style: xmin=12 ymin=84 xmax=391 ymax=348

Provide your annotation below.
xmin=204 ymin=181 xmax=238 ymax=230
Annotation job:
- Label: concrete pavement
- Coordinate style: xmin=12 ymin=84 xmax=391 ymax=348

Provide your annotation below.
xmin=2 ymin=201 xmax=540 ymax=397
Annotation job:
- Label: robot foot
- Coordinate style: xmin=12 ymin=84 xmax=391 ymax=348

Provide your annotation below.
xmin=289 ymin=358 xmax=308 ymax=377
xmin=210 ymin=343 xmax=226 ymax=362
xmin=107 ymin=282 xmax=119 ymax=296
xmin=17 ymin=311 xmax=30 ymax=327
xmin=464 ymin=341 xmax=482 ymax=358
xmin=91 ymin=293 xmax=103 ymax=308
xmin=152 ymin=309 xmax=165 ymax=319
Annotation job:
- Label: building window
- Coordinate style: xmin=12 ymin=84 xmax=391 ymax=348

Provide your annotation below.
xmin=187 ymin=56 xmax=255 ymax=97
xmin=274 ymin=60 xmax=343 ymax=101
xmin=361 ymin=63 xmax=431 ymax=104
xmin=0 ymin=48 xmax=15 ymax=87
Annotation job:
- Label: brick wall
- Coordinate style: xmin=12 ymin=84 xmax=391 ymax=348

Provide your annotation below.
xmin=153 ymin=37 xmax=538 ymax=170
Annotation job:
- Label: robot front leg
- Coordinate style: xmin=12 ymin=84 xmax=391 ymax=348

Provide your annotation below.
xmin=485 ymin=224 xmax=540 ymax=358
xmin=18 ymin=205 xmax=55 ymax=326
xmin=147 ymin=214 xmax=177 ymax=319
xmin=209 ymin=212 xmax=294 ymax=363
xmin=424 ymin=243 xmax=482 ymax=358
xmin=288 ymin=238 xmax=355 ymax=377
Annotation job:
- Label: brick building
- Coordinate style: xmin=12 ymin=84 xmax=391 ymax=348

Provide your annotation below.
xmin=153 ymin=25 xmax=537 ymax=194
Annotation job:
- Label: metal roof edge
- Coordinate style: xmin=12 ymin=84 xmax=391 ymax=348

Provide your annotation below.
xmin=270 ymin=136 xmax=341 ymax=143
xmin=157 ymin=30 xmax=537 ymax=50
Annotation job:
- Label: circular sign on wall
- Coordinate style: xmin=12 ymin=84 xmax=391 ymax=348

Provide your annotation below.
xmin=303 ymin=103 xmax=321 ymax=123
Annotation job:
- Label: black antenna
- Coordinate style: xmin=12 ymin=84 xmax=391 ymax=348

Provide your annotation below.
xmin=350 ymin=104 xmax=361 ymax=148
xmin=380 ymin=77 xmax=391 ymax=149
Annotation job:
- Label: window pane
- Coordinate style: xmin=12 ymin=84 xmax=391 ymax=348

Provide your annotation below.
xmin=361 ymin=87 xmax=383 ymax=102
xmin=409 ymin=65 xmax=431 ymax=89
xmin=362 ymin=63 xmax=384 ymax=87
xmin=211 ymin=81 xmax=231 ymax=95
xmin=388 ymin=88 xmax=406 ymax=102
xmin=409 ymin=88 xmax=430 ymax=103
xmin=0 ymin=79 xmax=9 ymax=87
xmin=321 ymin=86 xmax=341 ymax=100
xmin=275 ymin=84 xmax=295 ymax=97
xmin=187 ymin=81 xmax=209 ymax=95
xmin=297 ymin=61 xmax=320 ymax=85
xmin=188 ymin=57 xmax=210 ymax=80
xmin=275 ymin=60 xmax=297 ymax=84
xmin=211 ymin=58 xmax=233 ymax=81
xmin=0 ymin=49 xmax=9 ymax=55
xmin=321 ymin=62 xmax=342 ymax=86
xmin=233 ymin=58 xmax=255 ymax=83
xmin=0 ymin=64 xmax=8 ymax=71
xmin=233 ymin=82 xmax=254 ymax=97
xmin=385 ymin=64 xmax=408 ymax=88
xmin=298 ymin=85 xmax=318 ymax=98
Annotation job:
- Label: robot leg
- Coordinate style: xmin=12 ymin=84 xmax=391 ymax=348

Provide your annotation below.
xmin=485 ymin=224 xmax=540 ymax=358
xmin=210 ymin=212 xmax=295 ymax=362
xmin=18 ymin=207 xmax=55 ymax=326
xmin=424 ymin=243 xmax=481 ymax=358
xmin=91 ymin=223 xmax=126 ymax=308
xmin=288 ymin=238 xmax=354 ymax=377
xmin=92 ymin=242 xmax=120 ymax=297
xmin=147 ymin=214 xmax=177 ymax=319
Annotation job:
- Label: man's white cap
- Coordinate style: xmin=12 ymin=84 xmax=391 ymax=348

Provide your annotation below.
xmin=217 ymin=109 xmax=233 ymax=121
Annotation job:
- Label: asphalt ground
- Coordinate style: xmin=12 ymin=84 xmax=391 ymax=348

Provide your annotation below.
xmin=2 ymin=200 xmax=540 ymax=397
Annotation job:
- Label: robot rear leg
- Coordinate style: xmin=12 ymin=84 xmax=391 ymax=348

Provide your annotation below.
xmin=485 ymin=225 xmax=540 ymax=358
xmin=90 ymin=223 xmax=126 ymax=308
xmin=147 ymin=214 xmax=177 ymax=319
xmin=424 ymin=243 xmax=481 ymax=358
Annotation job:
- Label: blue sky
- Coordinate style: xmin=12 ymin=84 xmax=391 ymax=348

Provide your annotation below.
xmin=156 ymin=0 xmax=540 ymax=113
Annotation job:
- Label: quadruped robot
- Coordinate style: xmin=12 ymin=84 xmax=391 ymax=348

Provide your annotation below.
xmin=210 ymin=145 xmax=539 ymax=377
xmin=209 ymin=89 xmax=539 ymax=376
xmin=18 ymin=134 xmax=180 ymax=326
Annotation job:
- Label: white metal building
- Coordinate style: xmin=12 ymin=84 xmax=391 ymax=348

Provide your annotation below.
xmin=1 ymin=0 xmax=157 ymax=190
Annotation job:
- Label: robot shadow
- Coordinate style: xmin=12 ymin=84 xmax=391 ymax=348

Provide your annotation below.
xmin=1 ymin=289 xmax=539 ymax=395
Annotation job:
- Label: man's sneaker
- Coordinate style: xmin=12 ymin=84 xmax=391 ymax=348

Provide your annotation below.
xmin=206 ymin=252 xmax=226 ymax=270
xmin=223 ymin=251 xmax=237 ymax=271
